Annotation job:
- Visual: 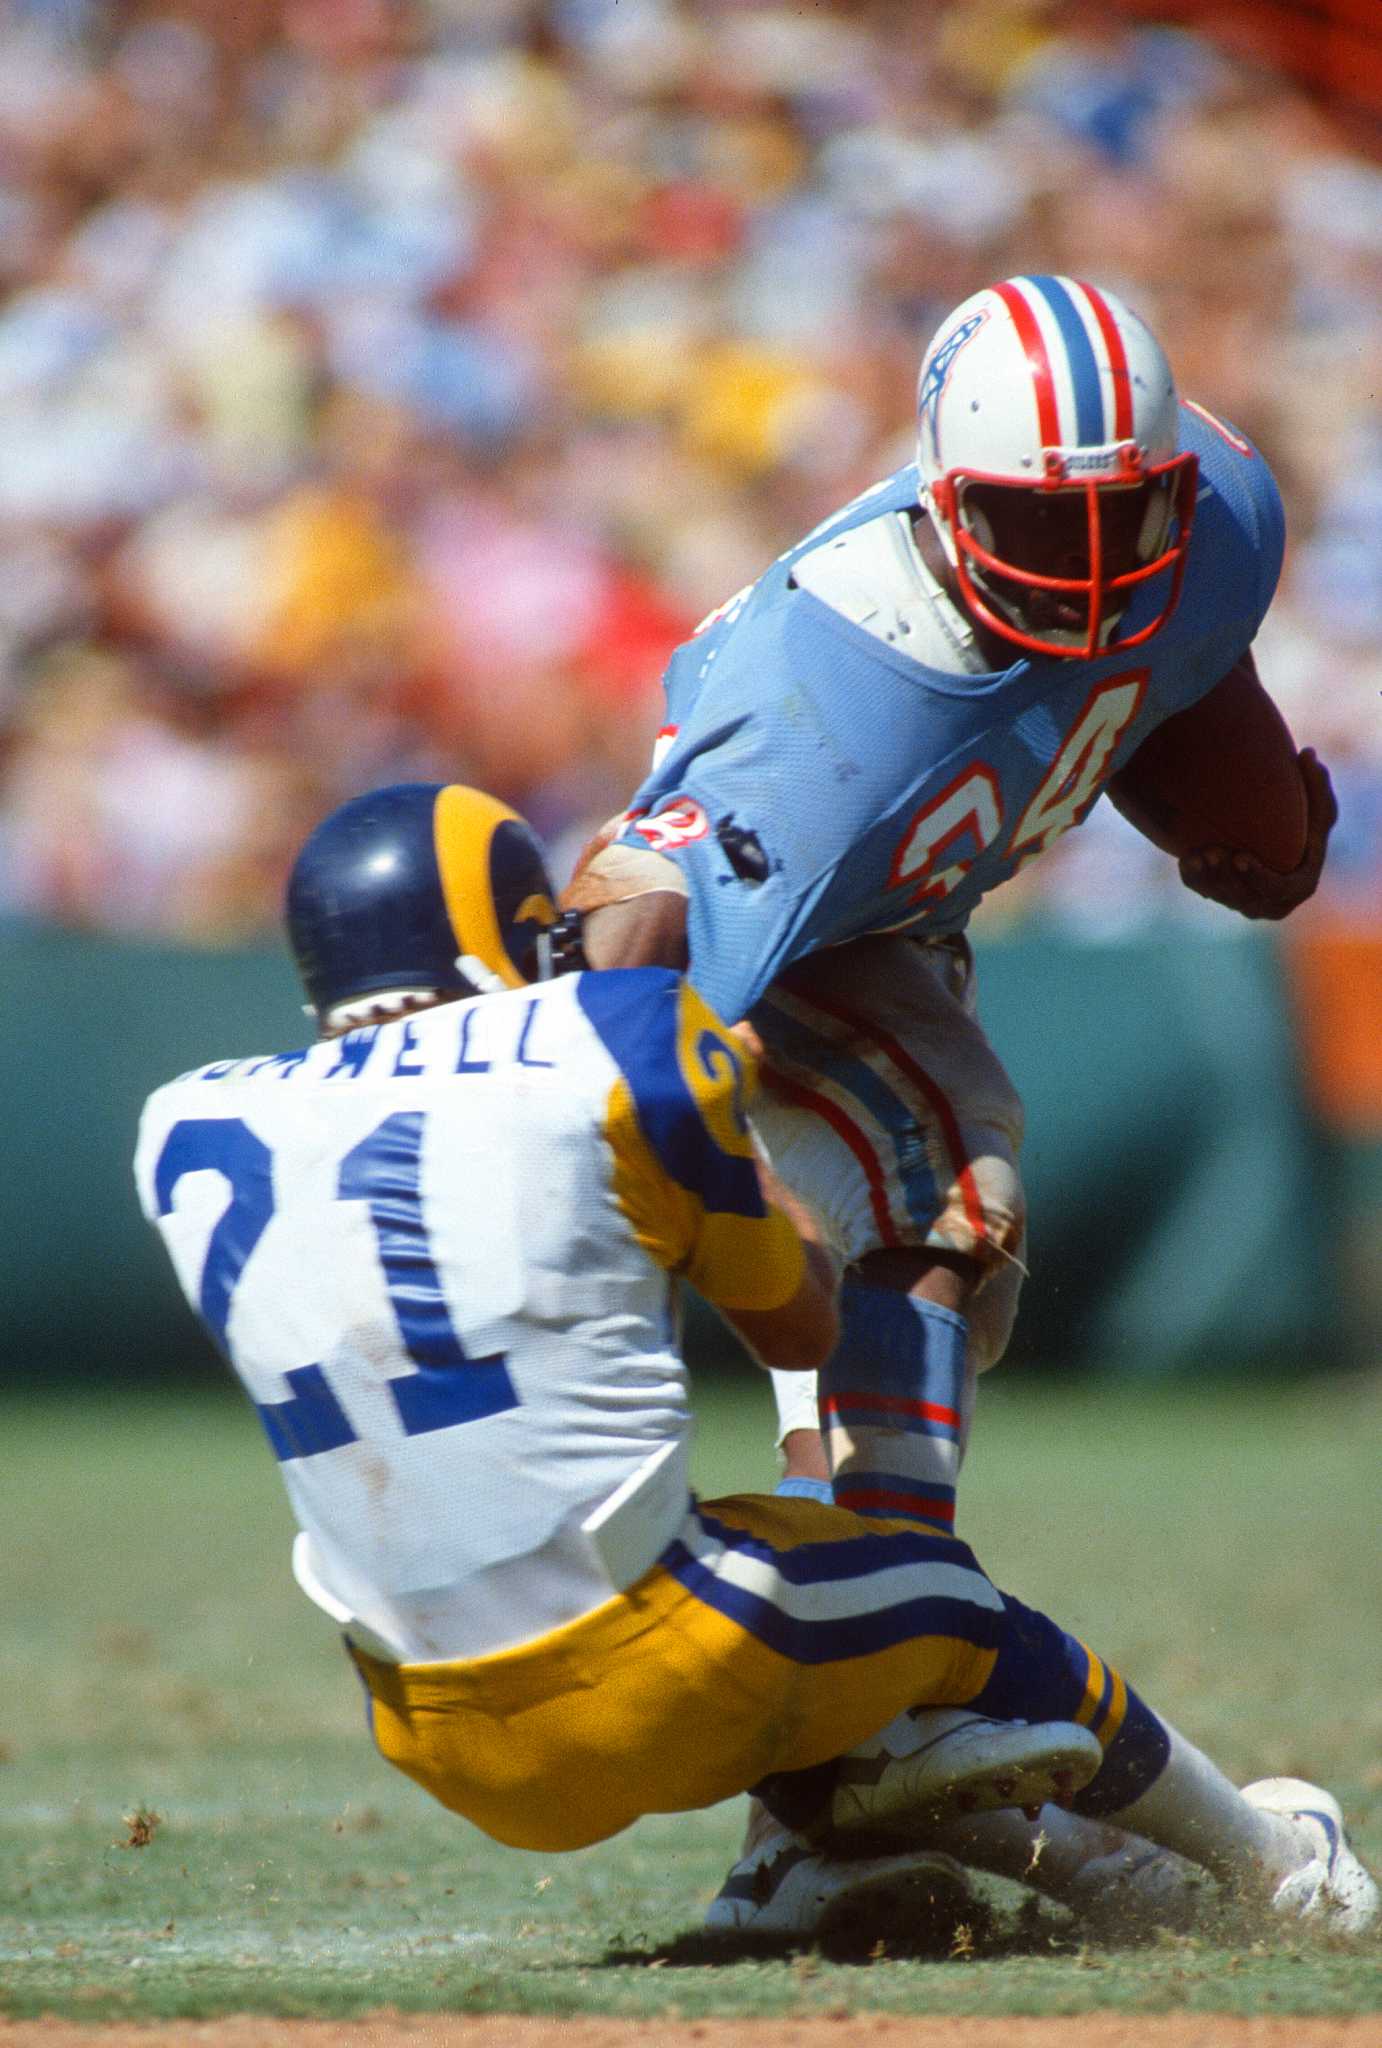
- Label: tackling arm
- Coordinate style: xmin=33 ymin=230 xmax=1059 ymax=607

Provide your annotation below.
xmin=595 ymin=972 xmax=839 ymax=1371
xmin=721 ymin=1159 xmax=842 ymax=1374
xmin=561 ymin=832 xmax=690 ymax=969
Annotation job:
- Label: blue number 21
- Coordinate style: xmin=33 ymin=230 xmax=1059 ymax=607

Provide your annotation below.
xmin=154 ymin=1113 xmax=518 ymax=1462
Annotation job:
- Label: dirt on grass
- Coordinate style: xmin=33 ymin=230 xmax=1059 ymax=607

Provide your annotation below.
xmin=2 ymin=2018 xmax=1380 ymax=2047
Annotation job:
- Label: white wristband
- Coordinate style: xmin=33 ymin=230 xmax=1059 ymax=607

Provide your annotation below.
xmin=768 ymin=1366 xmax=822 ymax=1447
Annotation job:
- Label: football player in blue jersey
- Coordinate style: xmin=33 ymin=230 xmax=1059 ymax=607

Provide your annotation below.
xmin=136 ymin=781 xmax=1374 ymax=1949
xmin=560 ymin=276 xmax=1341 ymax=1929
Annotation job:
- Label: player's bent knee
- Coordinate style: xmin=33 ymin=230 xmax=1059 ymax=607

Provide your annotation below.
xmin=966 ymin=1247 xmax=1025 ymax=1374
xmin=846 ymin=1238 xmax=1024 ymax=1378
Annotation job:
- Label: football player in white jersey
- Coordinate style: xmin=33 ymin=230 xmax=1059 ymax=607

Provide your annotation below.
xmin=558 ymin=279 xmax=1343 ymax=1932
xmin=135 ymin=781 xmax=1374 ymax=1948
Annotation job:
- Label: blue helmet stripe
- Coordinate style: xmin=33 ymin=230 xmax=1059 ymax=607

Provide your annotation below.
xmin=1027 ymin=274 xmax=1105 ymax=444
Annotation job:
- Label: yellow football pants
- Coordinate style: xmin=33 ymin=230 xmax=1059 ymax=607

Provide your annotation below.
xmin=350 ymin=1491 xmax=1004 ymax=1851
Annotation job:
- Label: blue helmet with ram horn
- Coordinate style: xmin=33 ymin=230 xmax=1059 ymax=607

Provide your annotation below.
xmin=286 ymin=782 xmax=575 ymax=1030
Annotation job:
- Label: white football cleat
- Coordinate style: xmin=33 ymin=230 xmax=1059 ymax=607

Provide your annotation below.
xmin=827 ymin=1707 xmax=1103 ymax=1843
xmin=1242 ymin=1778 xmax=1380 ymax=1935
xmin=704 ymin=1823 xmax=980 ymax=1952
xmin=912 ymin=1805 xmax=1214 ymax=1943
xmin=1054 ymin=1833 xmax=1214 ymax=1941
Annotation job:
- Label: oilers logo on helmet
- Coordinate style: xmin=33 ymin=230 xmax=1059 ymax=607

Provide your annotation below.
xmin=286 ymin=783 xmax=561 ymax=1025
xmin=916 ymin=310 xmax=987 ymax=466
xmin=915 ymin=274 xmax=1199 ymax=660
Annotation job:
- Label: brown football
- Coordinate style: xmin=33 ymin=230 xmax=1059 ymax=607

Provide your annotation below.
xmin=1107 ymin=654 xmax=1309 ymax=874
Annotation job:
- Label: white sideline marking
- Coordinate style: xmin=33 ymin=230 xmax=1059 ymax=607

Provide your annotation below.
xmin=0 ymin=1925 xmax=495 ymax=1966
xmin=7 ymin=1799 xmax=407 ymax=1825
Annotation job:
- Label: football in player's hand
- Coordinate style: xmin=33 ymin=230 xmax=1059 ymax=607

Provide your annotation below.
xmin=1107 ymin=655 xmax=1309 ymax=873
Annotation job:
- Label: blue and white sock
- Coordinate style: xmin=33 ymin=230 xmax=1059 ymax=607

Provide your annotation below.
xmin=819 ymin=1285 xmax=966 ymax=1531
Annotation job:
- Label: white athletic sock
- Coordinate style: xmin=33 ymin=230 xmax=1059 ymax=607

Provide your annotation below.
xmin=923 ymin=1803 xmax=1132 ymax=1893
xmin=1104 ymin=1722 xmax=1308 ymax=1890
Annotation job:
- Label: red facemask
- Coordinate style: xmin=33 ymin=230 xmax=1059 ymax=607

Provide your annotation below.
xmin=931 ymin=448 xmax=1200 ymax=660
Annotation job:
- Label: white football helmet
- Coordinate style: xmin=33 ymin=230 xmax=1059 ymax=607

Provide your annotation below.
xmin=915 ymin=275 xmax=1199 ymax=659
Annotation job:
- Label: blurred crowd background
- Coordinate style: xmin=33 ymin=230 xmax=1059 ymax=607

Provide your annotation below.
xmin=2 ymin=0 xmax=1380 ymax=1382
xmin=0 ymin=0 xmax=1378 ymax=946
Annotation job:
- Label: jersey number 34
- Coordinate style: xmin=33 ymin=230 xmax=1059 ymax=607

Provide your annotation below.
xmin=889 ymin=672 xmax=1147 ymax=905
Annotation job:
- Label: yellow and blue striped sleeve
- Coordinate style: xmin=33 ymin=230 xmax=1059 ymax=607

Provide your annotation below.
xmin=576 ymin=969 xmax=806 ymax=1311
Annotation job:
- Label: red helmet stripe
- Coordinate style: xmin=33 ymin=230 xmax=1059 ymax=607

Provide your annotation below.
xmin=993 ymin=278 xmax=1060 ymax=448
xmin=1077 ymin=281 xmax=1133 ymax=440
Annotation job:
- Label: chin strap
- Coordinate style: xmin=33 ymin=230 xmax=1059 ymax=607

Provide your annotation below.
xmin=453 ymin=954 xmax=509 ymax=997
xmin=316 ymin=915 xmax=590 ymax=1034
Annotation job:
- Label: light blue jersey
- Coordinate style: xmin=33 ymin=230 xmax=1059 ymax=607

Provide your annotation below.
xmin=618 ymin=403 xmax=1283 ymax=1025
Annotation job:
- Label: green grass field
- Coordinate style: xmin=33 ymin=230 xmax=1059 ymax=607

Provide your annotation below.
xmin=4 ymin=1369 xmax=1380 ymax=2022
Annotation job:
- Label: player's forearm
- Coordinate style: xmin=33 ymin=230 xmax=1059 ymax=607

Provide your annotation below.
xmin=723 ymin=1162 xmax=842 ymax=1372
xmin=579 ymin=894 xmax=689 ymax=969
xmin=721 ymin=1244 xmax=841 ymax=1374
xmin=561 ymin=842 xmax=690 ymax=969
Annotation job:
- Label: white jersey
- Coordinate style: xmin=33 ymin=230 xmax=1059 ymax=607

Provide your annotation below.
xmin=135 ymin=968 xmax=803 ymax=1663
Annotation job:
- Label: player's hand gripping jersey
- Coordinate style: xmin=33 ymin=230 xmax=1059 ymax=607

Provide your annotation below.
xmin=617 ymin=404 xmax=1283 ymax=1027
xmin=134 ymin=970 xmax=804 ymax=1666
